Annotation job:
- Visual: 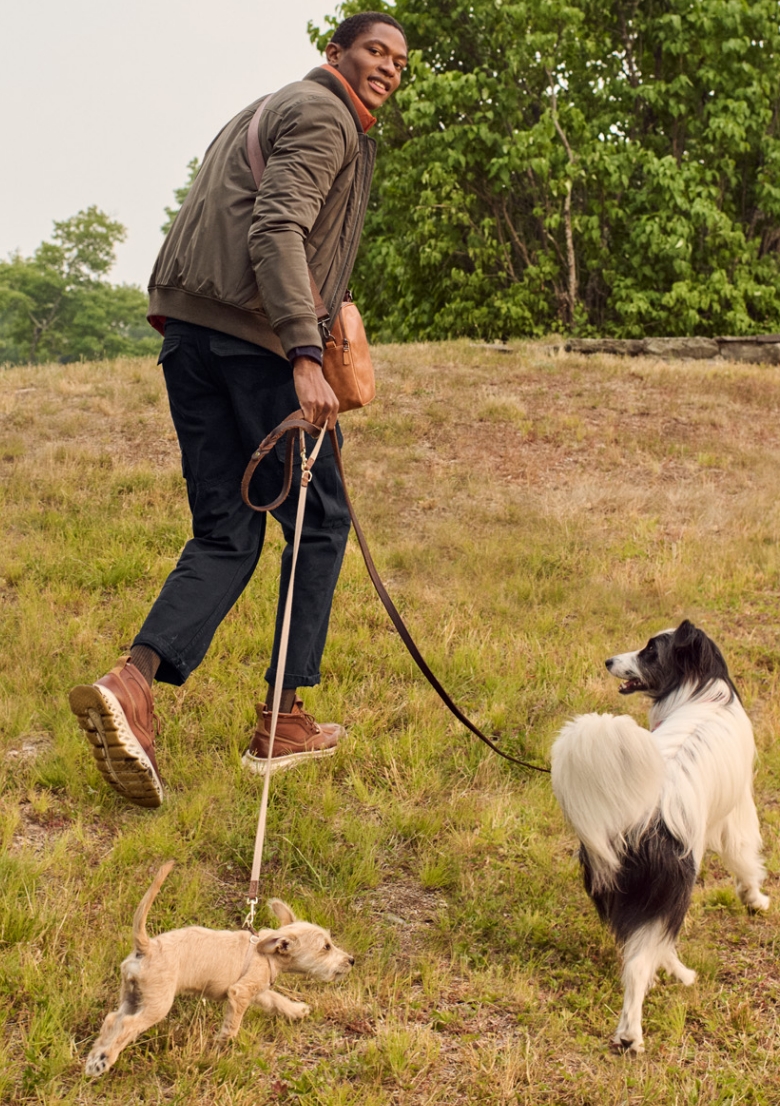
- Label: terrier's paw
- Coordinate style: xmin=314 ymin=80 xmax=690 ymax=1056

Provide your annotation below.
xmin=287 ymin=1001 xmax=311 ymax=1020
xmin=85 ymin=1050 xmax=110 ymax=1077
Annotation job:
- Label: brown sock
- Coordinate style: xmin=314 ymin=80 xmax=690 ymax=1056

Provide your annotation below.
xmin=129 ymin=645 xmax=161 ymax=688
xmin=267 ymin=687 xmax=298 ymax=713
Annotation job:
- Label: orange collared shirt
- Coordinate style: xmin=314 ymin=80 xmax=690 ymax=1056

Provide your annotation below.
xmin=321 ymin=63 xmax=377 ymax=133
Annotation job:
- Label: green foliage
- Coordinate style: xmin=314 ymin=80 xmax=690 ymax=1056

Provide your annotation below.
xmin=161 ymin=157 xmax=201 ymax=236
xmin=315 ymin=0 xmax=780 ymax=340
xmin=0 ymin=206 xmax=158 ymax=365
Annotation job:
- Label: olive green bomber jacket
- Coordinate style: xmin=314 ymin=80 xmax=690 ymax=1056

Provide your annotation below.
xmin=148 ymin=67 xmax=377 ymax=359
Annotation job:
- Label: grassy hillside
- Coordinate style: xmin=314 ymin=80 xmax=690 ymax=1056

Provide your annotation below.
xmin=1 ymin=342 xmax=779 ymax=1105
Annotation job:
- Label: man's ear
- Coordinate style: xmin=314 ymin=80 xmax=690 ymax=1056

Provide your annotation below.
xmin=255 ymin=934 xmax=296 ymax=958
xmin=268 ymin=899 xmax=297 ymax=927
xmin=325 ymin=40 xmax=343 ymax=68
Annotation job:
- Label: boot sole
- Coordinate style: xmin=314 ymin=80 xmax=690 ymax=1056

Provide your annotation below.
xmin=69 ymin=684 xmax=163 ymax=808
xmin=241 ymin=745 xmax=337 ymax=777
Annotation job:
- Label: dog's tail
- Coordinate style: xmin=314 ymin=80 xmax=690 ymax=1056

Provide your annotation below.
xmin=132 ymin=860 xmax=175 ymax=955
xmin=551 ymin=714 xmax=665 ymax=889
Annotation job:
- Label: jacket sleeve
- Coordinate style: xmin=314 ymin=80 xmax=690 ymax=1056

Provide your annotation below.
xmin=248 ymin=93 xmax=357 ymax=355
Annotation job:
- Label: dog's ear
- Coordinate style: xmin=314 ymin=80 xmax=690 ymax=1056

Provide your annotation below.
xmin=268 ymin=899 xmax=297 ymax=927
xmin=673 ymin=620 xmax=731 ymax=687
xmin=255 ymin=933 xmax=297 ymax=958
xmin=672 ymin=620 xmax=706 ymax=670
xmin=673 ymin=620 xmax=698 ymax=648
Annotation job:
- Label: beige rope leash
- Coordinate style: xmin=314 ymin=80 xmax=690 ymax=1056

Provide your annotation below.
xmin=243 ymin=418 xmax=326 ymax=931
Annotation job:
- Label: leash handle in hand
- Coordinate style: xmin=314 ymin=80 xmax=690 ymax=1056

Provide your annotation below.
xmin=241 ymin=411 xmax=322 ymax=513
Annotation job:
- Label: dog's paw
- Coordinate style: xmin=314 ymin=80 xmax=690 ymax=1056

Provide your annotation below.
xmin=609 ymin=1035 xmax=644 ymax=1057
xmin=85 ymin=1050 xmax=110 ymax=1077
xmin=287 ymin=1001 xmax=311 ymax=1021
xmin=745 ymin=892 xmax=770 ymax=914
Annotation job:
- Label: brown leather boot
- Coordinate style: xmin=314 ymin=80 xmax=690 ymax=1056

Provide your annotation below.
xmin=242 ymin=698 xmax=344 ymax=777
xmin=69 ymin=656 xmax=163 ymax=808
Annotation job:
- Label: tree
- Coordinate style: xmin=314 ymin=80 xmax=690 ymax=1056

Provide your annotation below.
xmin=312 ymin=0 xmax=780 ymax=340
xmin=0 ymin=207 xmax=158 ymax=364
xmin=161 ymin=157 xmax=201 ymax=235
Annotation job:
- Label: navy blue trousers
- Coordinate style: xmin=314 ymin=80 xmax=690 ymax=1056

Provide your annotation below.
xmin=133 ymin=320 xmax=350 ymax=688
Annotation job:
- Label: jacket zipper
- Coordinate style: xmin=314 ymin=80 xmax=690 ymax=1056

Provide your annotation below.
xmin=323 ymin=134 xmax=377 ymax=327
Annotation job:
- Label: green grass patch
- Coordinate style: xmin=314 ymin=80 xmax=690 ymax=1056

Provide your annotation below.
xmin=1 ymin=344 xmax=779 ymax=1103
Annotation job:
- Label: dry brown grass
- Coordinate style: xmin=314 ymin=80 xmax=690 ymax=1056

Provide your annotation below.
xmin=1 ymin=342 xmax=779 ymax=1104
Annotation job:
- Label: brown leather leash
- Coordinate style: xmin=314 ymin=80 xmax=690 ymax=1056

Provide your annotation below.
xmin=242 ymin=414 xmax=550 ymax=775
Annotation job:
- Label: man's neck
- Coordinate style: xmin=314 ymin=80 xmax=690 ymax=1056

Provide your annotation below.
xmin=321 ymin=64 xmax=377 ymax=132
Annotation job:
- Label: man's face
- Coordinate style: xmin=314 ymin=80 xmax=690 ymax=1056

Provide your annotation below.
xmin=325 ymin=23 xmax=407 ymax=111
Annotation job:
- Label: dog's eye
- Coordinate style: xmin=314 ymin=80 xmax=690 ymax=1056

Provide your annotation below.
xmin=323 ymin=942 xmax=331 ymax=951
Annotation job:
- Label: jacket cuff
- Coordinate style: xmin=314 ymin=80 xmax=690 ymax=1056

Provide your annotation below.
xmin=274 ymin=311 xmax=324 ymax=354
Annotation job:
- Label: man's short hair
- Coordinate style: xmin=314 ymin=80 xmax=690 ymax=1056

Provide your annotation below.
xmin=330 ymin=11 xmax=406 ymax=50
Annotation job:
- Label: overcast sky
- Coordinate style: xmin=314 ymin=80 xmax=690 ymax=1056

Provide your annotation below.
xmin=1 ymin=1 xmax=338 ymax=288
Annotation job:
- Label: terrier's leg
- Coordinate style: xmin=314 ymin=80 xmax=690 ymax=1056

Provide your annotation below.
xmin=217 ymin=979 xmax=261 ymax=1041
xmin=85 ymin=1001 xmax=172 ymax=1076
xmin=253 ymin=988 xmax=311 ymax=1020
xmin=85 ymin=974 xmax=176 ymax=1076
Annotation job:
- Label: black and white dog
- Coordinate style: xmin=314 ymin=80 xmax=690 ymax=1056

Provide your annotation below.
xmin=551 ymin=621 xmax=769 ymax=1055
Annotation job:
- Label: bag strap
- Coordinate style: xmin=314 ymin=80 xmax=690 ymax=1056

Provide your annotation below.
xmin=240 ymin=420 xmax=551 ymax=774
xmin=245 ymin=97 xmax=269 ymax=189
xmin=246 ymin=98 xmax=332 ymax=332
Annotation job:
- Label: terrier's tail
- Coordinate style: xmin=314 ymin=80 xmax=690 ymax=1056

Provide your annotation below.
xmin=132 ymin=860 xmax=175 ymax=955
xmin=551 ymin=714 xmax=665 ymax=890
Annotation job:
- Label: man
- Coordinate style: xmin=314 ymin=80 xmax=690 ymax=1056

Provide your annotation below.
xmin=68 ymin=13 xmax=408 ymax=808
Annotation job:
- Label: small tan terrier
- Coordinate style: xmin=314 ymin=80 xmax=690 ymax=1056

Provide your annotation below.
xmin=85 ymin=861 xmax=354 ymax=1077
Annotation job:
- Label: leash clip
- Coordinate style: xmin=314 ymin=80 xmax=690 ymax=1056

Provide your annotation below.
xmin=299 ymin=428 xmax=315 ymax=486
xmin=244 ymin=898 xmax=258 ymax=933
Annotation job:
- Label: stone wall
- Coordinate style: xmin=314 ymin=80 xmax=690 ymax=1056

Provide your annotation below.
xmin=563 ymin=335 xmax=780 ymax=364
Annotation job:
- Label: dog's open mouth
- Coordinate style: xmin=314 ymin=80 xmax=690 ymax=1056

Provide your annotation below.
xmin=618 ymin=678 xmax=645 ymax=694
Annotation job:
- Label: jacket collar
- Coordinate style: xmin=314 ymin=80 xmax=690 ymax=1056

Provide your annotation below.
xmin=302 ymin=66 xmax=376 ymax=134
xmin=319 ymin=64 xmax=377 ymax=132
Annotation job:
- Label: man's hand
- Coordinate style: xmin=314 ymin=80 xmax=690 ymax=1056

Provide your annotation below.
xmin=292 ymin=356 xmax=339 ymax=429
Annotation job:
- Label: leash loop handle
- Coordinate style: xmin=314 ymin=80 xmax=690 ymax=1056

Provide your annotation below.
xmin=241 ymin=411 xmax=323 ymax=513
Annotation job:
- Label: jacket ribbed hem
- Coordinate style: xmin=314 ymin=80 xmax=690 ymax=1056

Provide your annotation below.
xmin=147 ymin=288 xmax=322 ymax=358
